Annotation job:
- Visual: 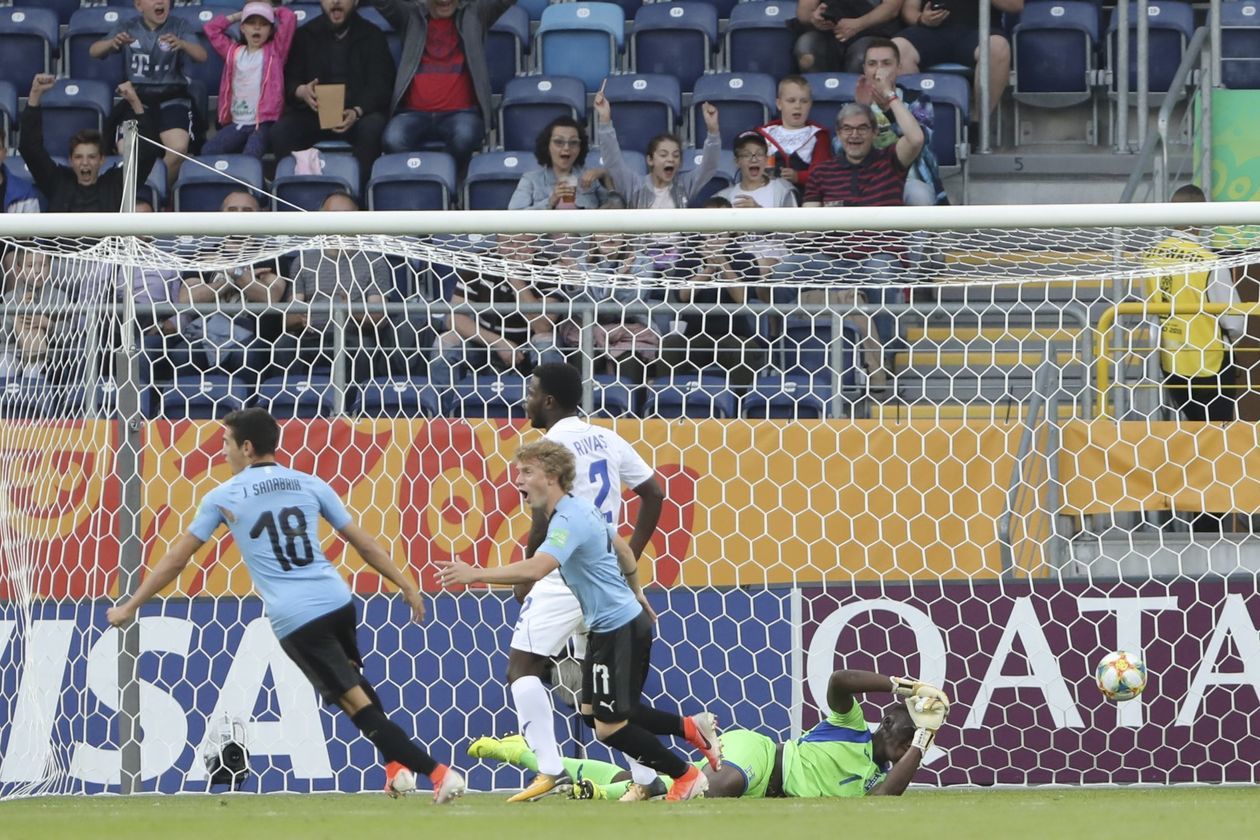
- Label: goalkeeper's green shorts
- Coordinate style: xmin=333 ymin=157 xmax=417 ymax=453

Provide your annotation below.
xmin=694 ymin=729 xmax=776 ymax=799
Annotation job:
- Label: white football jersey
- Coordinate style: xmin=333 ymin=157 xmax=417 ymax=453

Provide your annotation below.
xmin=545 ymin=416 xmax=655 ymax=524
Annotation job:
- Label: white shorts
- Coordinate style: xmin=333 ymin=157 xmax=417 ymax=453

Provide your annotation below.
xmin=511 ymin=582 xmax=587 ymax=657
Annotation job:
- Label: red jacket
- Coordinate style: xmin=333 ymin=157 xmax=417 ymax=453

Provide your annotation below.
xmin=204 ymin=6 xmax=297 ymax=127
xmin=755 ymin=119 xmax=832 ymax=193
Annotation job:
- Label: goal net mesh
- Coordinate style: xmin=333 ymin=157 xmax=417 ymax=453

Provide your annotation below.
xmin=0 ymin=214 xmax=1258 ymax=797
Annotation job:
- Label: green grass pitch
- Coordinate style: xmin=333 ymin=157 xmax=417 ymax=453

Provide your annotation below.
xmin=2 ymin=787 xmax=1257 ymax=839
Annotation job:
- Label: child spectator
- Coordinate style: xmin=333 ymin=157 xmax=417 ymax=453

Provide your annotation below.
xmin=91 ymin=0 xmax=209 ymax=185
xmin=717 ymin=133 xmax=798 ymax=209
xmin=755 ymin=75 xmax=831 ymax=199
xmin=203 ymin=3 xmax=298 ymax=157
xmin=0 ymin=146 xmax=41 ymax=214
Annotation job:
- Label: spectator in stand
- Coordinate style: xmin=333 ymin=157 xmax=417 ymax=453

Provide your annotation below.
xmin=655 ymin=197 xmax=769 ymax=390
xmin=593 ymin=82 xmax=721 ymax=209
xmin=203 ymin=2 xmax=298 ymax=157
xmin=21 ymin=77 xmax=162 ymax=214
xmin=0 ymin=248 xmax=72 ymax=380
xmin=279 ymin=191 xmax=396 ymax=379
xmin=509 ymin=117 xmax=611 ymax=210
xmin=855 ymin=38 xmax=948 ymax=205
xmin=0 ymin=146 xmax=42 ymax=214
xmin=754 ymin=75 xmax=831 ymax=201
xmin=372 ymin=0 xmax=513 ymax=177
xmin=90 ymin=0 xmax=209 ymax=185
xmin=272 ymin=0 xmax=395 ymax=192
xmin=792 ymin=0 xmax=904 ymax=74
xmin=892 ymin=0 xmax=1022 ymax=118
xmin=717 ymin=133 xmax=798 ymax=209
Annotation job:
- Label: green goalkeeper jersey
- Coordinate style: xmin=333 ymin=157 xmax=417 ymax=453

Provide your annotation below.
xmin=781 ymin=702 xmax=886 ymax=798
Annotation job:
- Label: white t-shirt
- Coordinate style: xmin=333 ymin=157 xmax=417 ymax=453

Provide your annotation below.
xmin=534 ymin=415 xmax=655 ymax=592
xmin=650 ymin=183 xmax=675 ymax=209
xmin=721 ymin=179 xmax=798 ymax=209
xmin=231 ymin=48 xmax=265 ymax=126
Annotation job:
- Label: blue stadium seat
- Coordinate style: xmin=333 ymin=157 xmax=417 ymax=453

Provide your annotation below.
xmin=1012 ymin=2 xmax=1099 ymax=145
xmin=498 ymin=75 xmax=587 ymax=152
xmin=487 ymin=4 xmax=530 ymax=95
xmin=0 ymin=377 xmax=68 ymax=419
xmin=679 ymin=146 xmax=735 ymax=205
xmin=463 ymin=151 xmax=539 ymax=210
xmin=645 ymin=374 xmax=738 ymax=419
xmin=899 ymin=74 xmax=969 ymax=169
xmin=0 ymin=7 xmax=59 ymax=85
xmin=602 ymin=0 xmax=646 ymax=16
xmin=444 ymin=374 xmax=530 ymax=419
xmin=288 ymin=3 xmax=323 ymax=26
xmin=367 ymin=152 xmax=457 ymax=211
xmin=173 ymin=154 xmax=265 ymax=212
xmin=1106 ymin=1 xmax=1194 ymax=98
xmin=102 ymin=156 xmax=168 ymax=207
xmin=171 ymin=6 xmax=234 ymax=95
xmin=726 ymin=1 xmax=796 ymax=78
xmin=359 ymin=377 xmax=441 ymax=418
xmin=536 ymin=3 xmax=625 ymax=92
xmin=44 ymin=0 xmax=81 ymax=26
xmin=631 ymin=3 xmax=719 ymax=93
xmin=255 ymin=374 xmax=340 ymax=419
xmin=38 ymin=80 xmax=114 ymax=162
xmin=696 ymin=0 xmax=743 ymax=18
xmin=742 ymin=374 xmax=834 ymax=419
xmin=518 ymin=0 xmax=552 ymax=21
xmin=1221 ymin=1 xmax=1260 ymax=90
xmin=802 ymin=72 xmax=860 ymax=133
xmin=587 ymin=146 xmax=647 ymax=176
xmin=273 ymin=153 xmax=360 ymax=211
xmin=0 ymin=81 xmax=16 ymax=148
xmin=65 ymin=8 xmax=129 ymax=85
xmin=591 ymin=373 xmax=636 ymax=418
xmin=691 ymin=72 xmax=776 ymax=147
xmin=150 ymin=374 xmax=248 ymax=420
xmin=358 ymin=6 xmax=394 ymax=32
xmin=598 ymin=73 xmax=681 ymax=155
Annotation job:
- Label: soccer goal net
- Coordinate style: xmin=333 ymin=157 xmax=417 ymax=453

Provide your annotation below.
xmin=0 ymin=201 xmax=1258 ymax=797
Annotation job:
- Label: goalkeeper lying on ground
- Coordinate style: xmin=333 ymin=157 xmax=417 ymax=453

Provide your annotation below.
xmin=470 ymin=669 xmax=948 ymax=799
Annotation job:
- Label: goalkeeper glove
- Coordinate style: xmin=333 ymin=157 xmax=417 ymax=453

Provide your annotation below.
xmin=890 ymin=676 xmax=950 ymax=707
xmin=905 ymin=695 xmax=948 ymax=755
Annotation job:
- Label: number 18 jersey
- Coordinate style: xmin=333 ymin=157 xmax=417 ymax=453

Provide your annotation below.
xmin=189 ymin=463 xmax=353 ymax=639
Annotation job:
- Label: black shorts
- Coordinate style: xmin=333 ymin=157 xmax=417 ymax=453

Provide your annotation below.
xmin=154 ymin=100 xmax=195 ymax=137
xmin=898 ymin=23 xmax=984 ymax=69
xmin=582 ymin=609 xmax=653 ymax=723
xmin=278 ymin=602 xmax=364 ymax=704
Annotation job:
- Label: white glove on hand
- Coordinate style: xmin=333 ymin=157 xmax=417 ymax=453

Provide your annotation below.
xmin=905 ymin=695 xmax=948 ymax=732
xmin=890 ymin=676 xmax=950 ymax=706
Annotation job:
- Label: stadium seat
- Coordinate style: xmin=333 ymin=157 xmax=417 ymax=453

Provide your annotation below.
xmin=899 ymin=74 xmax=970 ymax=170
xmin=1012 ymin=2 xmax=1100 ymax=145
xmin=645 ymin=374 xmax=738 ymax=419
xmin=591 ymin=373 xmax=636 ymax=418
xmin=65 ymin=7 xmax=129 ymax=85
xmin=101 ymin=156 xmax=169 ymax=208
xmin=358 ymin=6 xmax=394 ymax=32
xmin=0 ymin=377 xmax=68 ymax=419
xmin=38 ymin=80 xmax=114 ymax=163
xmin=802 ymin=72 xmax=860 ymax=133
xmin=691 ymin=72 xmax=777 ymax=147
xmin=726 ymin=1 xmax=796 ymax=78
xmin=498 ymin=75 xmax=587 ymax=152
xmin=150 ymin=374 xmax=248 ymax=420
xmin=0 ymin=7 xmax=59 ymax=85
xmin=173 ymin=154 xmax=265 ymax=212
xmin=487 ymin=4 xmax=530 ymax=95
xmin=1106 ymin=1 xmax=1194 ymax=99
xmin=742 ymin=374 xmax=834 ymax=420
xmin=358 ymin=377 xmax=441 ymax=418
xmin=631 ymin=3 xmax=719 ymax=93
xmin=444 ymin=373 xmax=530 ymax=419
xmin=44 ymin=0 xmax=81 ymax=26
xmin=273 ymin=153 xmax=360 ymax=211
xmin=536 ymin=3 xmax=625 ymax=92
xmin=0 ymin=81 xmax=16 ymax=148
xmin=254 ymin=374 xmax=340 ymax=419
xmin=172 ymin=6 xmax=233 ymax=94
xmin=367 ymin=152 xmax=457 ymax=211
xmin=463 ymin=151 xmax=539 ymax=210
xmin=679 ymin=146 xmax=735 ymax=206
xmin=1221 ymin=2 xmax=1260 ymax=90
xmin=597 ymin=74 xmax=682 ymax=155
xmin=586 ymin=146 xmax=647 ymax=176
xmin=777 ymin=316 xmax=861 ymax=383
xmin=518 ymin=0 xmax=552 ymax=21
xmin=288 ymin=2 xmax=323 ymax=26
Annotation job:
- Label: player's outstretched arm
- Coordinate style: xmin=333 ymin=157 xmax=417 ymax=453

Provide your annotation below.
xmin=513 ymin=506 xmax=552 ymax=604
xmin=339 ymin=522 xmax=426 ymax=623
xmin=106 ymin=533 xmax=205 ymax=627
xmin=437 ymin=553 xmax=559 ymax=588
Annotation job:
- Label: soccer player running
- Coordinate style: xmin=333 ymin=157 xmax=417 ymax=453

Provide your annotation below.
xmin=473 ymin=669 xmax=948 ymax=800
xmin=106 ymin=408 xmax=465 ymax=804
xmin=438 ymin=440 xmax=719 ymax=801
xmin=483 ymin=362 xmax=697 ymax=802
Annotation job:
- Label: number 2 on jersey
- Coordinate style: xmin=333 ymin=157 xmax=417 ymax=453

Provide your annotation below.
xmin=250 ymin=507 xmax=315 ymax=571
xmin=589 ymin=459 xmax=613 ymax=523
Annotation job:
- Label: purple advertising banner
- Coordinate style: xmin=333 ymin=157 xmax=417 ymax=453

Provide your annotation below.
xmin=801 ymin=579 xmax=1260 ymax=785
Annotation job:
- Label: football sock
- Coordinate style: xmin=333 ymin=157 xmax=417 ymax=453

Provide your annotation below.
xmin=630 ymin=704 xmax=685 ymax=738
xmin=350 ymin=706 xmax=438 ymax=776
xmin=601 ymin=724 xmax=689 ymax=779
xmin=511 ymin=676 xmax=565 ymax=775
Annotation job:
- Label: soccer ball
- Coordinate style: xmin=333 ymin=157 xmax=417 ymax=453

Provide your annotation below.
xmin=388 ymin=767 xmax=417 ymax=796
xmin=1096 ymin=651 xmax=1148 ymax=702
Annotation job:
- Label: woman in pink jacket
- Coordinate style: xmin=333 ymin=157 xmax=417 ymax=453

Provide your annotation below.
xmin=203 ymin=2 xmax=297 ymax=157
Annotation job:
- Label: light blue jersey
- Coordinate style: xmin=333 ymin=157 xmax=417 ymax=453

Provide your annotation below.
xmin=540 ymin=495 xmax=642 ymax=633
xmin=188 ymin=463 xmax=353 ymax=638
